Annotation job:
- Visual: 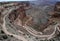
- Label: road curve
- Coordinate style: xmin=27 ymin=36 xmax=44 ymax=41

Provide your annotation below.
xmin=1 ymin=7 xmax=28 ymax=41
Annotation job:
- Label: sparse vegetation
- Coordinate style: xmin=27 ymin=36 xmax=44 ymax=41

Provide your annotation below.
xmin=0 ymin=1 xmax=60 ymax=41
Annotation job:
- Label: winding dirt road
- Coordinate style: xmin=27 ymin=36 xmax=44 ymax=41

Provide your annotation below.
xmin=1 ymin=3 xmax=60 ymax=41
xmin=1 ymin=6 xmax=28 ymax=41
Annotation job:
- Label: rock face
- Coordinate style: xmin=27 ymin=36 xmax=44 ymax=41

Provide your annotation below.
xmin=8 ymin=2 xmax=53 ymax=32
xmin=7 ymin=2 xmax=60 ymax=40
xmin=51 ymin=2 xmax=60 ymax=31
xmin=52 ymin=2 xmax=60 ymax=18
xmin=1 ymin=1 xmax=60 ymax=41
xmin=8 ymin=2 xmax=30 ymax=26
